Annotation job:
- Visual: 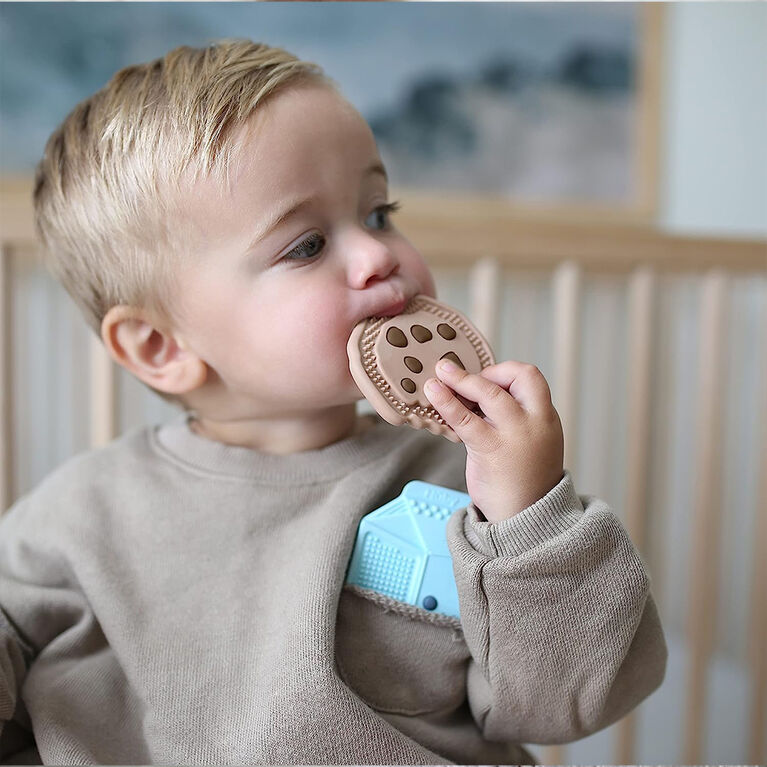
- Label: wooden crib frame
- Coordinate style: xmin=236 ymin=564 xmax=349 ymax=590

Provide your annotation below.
xmin=1 ymin=177 xmax=765 ymax=763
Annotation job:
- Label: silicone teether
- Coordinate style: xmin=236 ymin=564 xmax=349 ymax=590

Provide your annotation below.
xmin=347 ymin=295 xmax=495 ymax=442
xmin=345 ymin=481 xmax=471 ymax=618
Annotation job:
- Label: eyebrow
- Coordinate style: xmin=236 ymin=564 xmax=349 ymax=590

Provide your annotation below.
xmin=244 ymin=161 xmax=389 ymax=254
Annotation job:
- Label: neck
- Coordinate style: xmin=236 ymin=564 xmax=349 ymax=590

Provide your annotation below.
xmin=188 ymin=403 xmax=362 ymax=454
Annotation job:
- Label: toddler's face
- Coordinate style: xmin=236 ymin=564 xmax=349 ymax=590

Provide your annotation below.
xmin=171 ymin=85 xmax=436 ymax=421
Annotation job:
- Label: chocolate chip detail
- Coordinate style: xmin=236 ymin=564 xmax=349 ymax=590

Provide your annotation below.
xmin=410 ymin=324 xmax=432 ymax=343
xmin=404 ymin=356 xmax=423 ymax=374
xmin=386 ymin=327 xmax=408 ymax=348
xmin=440 ymin=351 xmax=465 ymax=369
xmin=401 ymin=378 xmax=417 ymax=393
xmin=437 ymin=323 xmax=456 ymax=340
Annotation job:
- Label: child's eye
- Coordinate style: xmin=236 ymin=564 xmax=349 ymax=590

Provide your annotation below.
xmin=282 ymin=232 xmax=326 ymax=261
xmin=365 ymin=201 xmax=401 ymax=231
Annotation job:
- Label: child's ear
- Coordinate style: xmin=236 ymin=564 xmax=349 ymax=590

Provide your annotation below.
xmin=101 ymin=306 xmax=207 ymax=394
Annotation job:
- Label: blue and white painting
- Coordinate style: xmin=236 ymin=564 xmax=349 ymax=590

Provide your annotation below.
xmin=0 ymin=2 xmax=640 ymax=204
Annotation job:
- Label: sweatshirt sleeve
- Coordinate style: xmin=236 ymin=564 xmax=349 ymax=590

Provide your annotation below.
xmin=0 ymin=609 xmax=36 ymax=761
xmin=0 ymin=496 xmax=86 ymax=758
xmin=445 ymin=471 xmax=668 ymax=745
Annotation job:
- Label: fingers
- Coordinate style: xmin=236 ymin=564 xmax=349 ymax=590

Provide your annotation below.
xmin=477 ymin=361 xmax=553 ymax=413
xmin=436 ymin=360 xmax=551 ymax=421
xmin=423 ymin=375 xmax=495 ymax=447
xmin=424 ymin=358 xmax=556 ymax=446
xmin=431 ymin=360 xmax=523 ymax=425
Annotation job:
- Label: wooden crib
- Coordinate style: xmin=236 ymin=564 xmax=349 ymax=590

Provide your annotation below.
xmin=1 ymin=177 xmax=765 ymax=763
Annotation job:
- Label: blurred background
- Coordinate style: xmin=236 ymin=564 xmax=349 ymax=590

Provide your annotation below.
xmin=0 ymin=2 xmax=765 ymax=764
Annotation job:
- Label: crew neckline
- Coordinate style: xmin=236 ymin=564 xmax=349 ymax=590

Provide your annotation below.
xmin=150 ymin=411 xmax=414 ymax=485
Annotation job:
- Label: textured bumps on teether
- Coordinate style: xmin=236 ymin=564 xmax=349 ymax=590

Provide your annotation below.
xmin=347 ymin=295 xmax=495 ymax=442
xmin=345 ymin=480 xmax=471 ymax=618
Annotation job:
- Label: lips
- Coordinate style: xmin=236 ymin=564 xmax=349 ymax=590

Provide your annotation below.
xmin=375 ymin=297 xmax=410 ymax=317
xmin=361 ymin=280 xmax=420 ymax=321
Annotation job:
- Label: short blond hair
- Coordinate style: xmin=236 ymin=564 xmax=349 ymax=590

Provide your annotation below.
xmin=33 ymin=39 xmax=331 ymax=402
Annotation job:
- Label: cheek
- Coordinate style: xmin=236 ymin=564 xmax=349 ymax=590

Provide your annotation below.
xmin=403 ymin=248 xmax=437 ymax=298
xmin=268 ymin=293 xmax=350 ymax=362
xmin=420 ymin=265 xmax=437 ymax=298
xmin=263 ymin=303 xmax=356 ymax=399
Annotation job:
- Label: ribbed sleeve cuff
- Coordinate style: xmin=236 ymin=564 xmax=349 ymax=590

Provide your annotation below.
xmin=462 ymin=471 xmax=584 ymax=558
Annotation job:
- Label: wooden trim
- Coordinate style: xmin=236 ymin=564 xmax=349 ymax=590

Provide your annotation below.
xmin=748 ymin=361 xmax=767 ymax=762
xmin=392 ymin=193 xmax=767 ymax=273
xmin=468 ymin=256 xmax=501 ymax=349
xmin=0 ymin=175 xmax=37 ymax=245
xmin=89 ymin=333 xmax=118 ymax=448
xmin=615 ymin=265 xmax=657 ymax=761
xmin=3 ymin=176 xmax=765 ymax=272
xmin=624 ymin=265 xmax=656 ymax=552
xmin=684 ymin=269 xmax=728 ymax=762
xmin=538 ymin=744 xmax=565 ymax=764
xmin=551 ymin=261 xmax=581 ymax=474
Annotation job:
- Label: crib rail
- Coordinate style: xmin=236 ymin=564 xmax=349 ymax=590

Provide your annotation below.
xmin=1 ymin=176 xmax=765 ymax=762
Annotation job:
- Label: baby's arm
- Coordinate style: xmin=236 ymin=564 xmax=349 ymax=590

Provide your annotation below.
xmin=0 ymin=502 xmax=37 ymax=760
xmin=426 ymin=358 xmax=666 ymax=742
xmin=446 ymin=474 xmax=667 ymax=744
xmin=0 ymin=498 xmax=79 ymax=761
xmin=0 ymin=611 xmax=35 ymax=760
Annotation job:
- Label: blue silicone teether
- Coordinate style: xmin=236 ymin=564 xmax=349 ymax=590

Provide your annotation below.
xmin=345 ymin=481 xmax=471 ymax=619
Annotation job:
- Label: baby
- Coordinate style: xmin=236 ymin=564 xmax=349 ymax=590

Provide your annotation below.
xmin=0 ymin=40 xmax=666 ymax=765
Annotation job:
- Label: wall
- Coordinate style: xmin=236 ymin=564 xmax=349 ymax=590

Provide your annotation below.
xmin=660 ymin=1 xmax=767 ymax=237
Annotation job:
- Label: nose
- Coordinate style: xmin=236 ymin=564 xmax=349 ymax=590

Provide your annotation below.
xmin=344 ymin=229 xmax=399 ymax=290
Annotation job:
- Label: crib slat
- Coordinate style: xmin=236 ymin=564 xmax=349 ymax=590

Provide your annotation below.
xmin=89 ymin=333 xmax=118 ymax=447
xmin=615 ymin=265 xmax=657 ymax=762
xmin=537 ymin=261 xmax=583 ymax=766
xmin=468 ymin=256 xmax=501 ymax=350
xmin=551 ymin=261 xmax=582 ymax=474
xmin=684 ymin=269 xmax=728 ymax=762
xmin=623 ymin=266 xmax=656 ymax=551
xmin=747 ymin=355 xmax=767 ymax=762
xmin=0 ymin=245 xmax=13 ymax=512
xmin=537 ymin=742 xmax=564 ymax=763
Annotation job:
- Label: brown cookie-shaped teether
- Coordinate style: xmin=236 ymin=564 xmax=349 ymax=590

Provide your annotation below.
xmin=347 ymin=295 xmax=495 ymax=441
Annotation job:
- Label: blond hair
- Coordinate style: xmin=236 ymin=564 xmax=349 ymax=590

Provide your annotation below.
xmin=32 ymin=39 xmax=331 ymax=405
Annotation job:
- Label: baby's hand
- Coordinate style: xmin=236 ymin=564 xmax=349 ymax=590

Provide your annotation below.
xmin=424 ymin=359 xmax=564 ymax=522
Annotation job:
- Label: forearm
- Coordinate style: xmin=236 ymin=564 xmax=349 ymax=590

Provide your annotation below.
xmin=448 ymin=475 xmax=668 ymax=744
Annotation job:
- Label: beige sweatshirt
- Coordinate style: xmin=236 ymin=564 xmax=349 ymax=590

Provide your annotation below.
xmin=0 ymin=412 xmax=666 ymax=765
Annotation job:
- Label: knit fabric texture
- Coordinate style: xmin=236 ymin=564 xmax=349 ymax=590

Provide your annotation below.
xmin=0 ymin=413 xmax=667 ymax=764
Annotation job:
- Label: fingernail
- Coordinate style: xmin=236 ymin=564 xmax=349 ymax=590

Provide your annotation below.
xmin=425 ymin=378 xmax=445 ymax=397
xmin=438 ymin=359 xmax=457 ymax=373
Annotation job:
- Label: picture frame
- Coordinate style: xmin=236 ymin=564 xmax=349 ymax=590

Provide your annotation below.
xmin=0 ymin=2 xmax=664 ymax=227
xmin=385 ymin=3 xmax=664 ymax=227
